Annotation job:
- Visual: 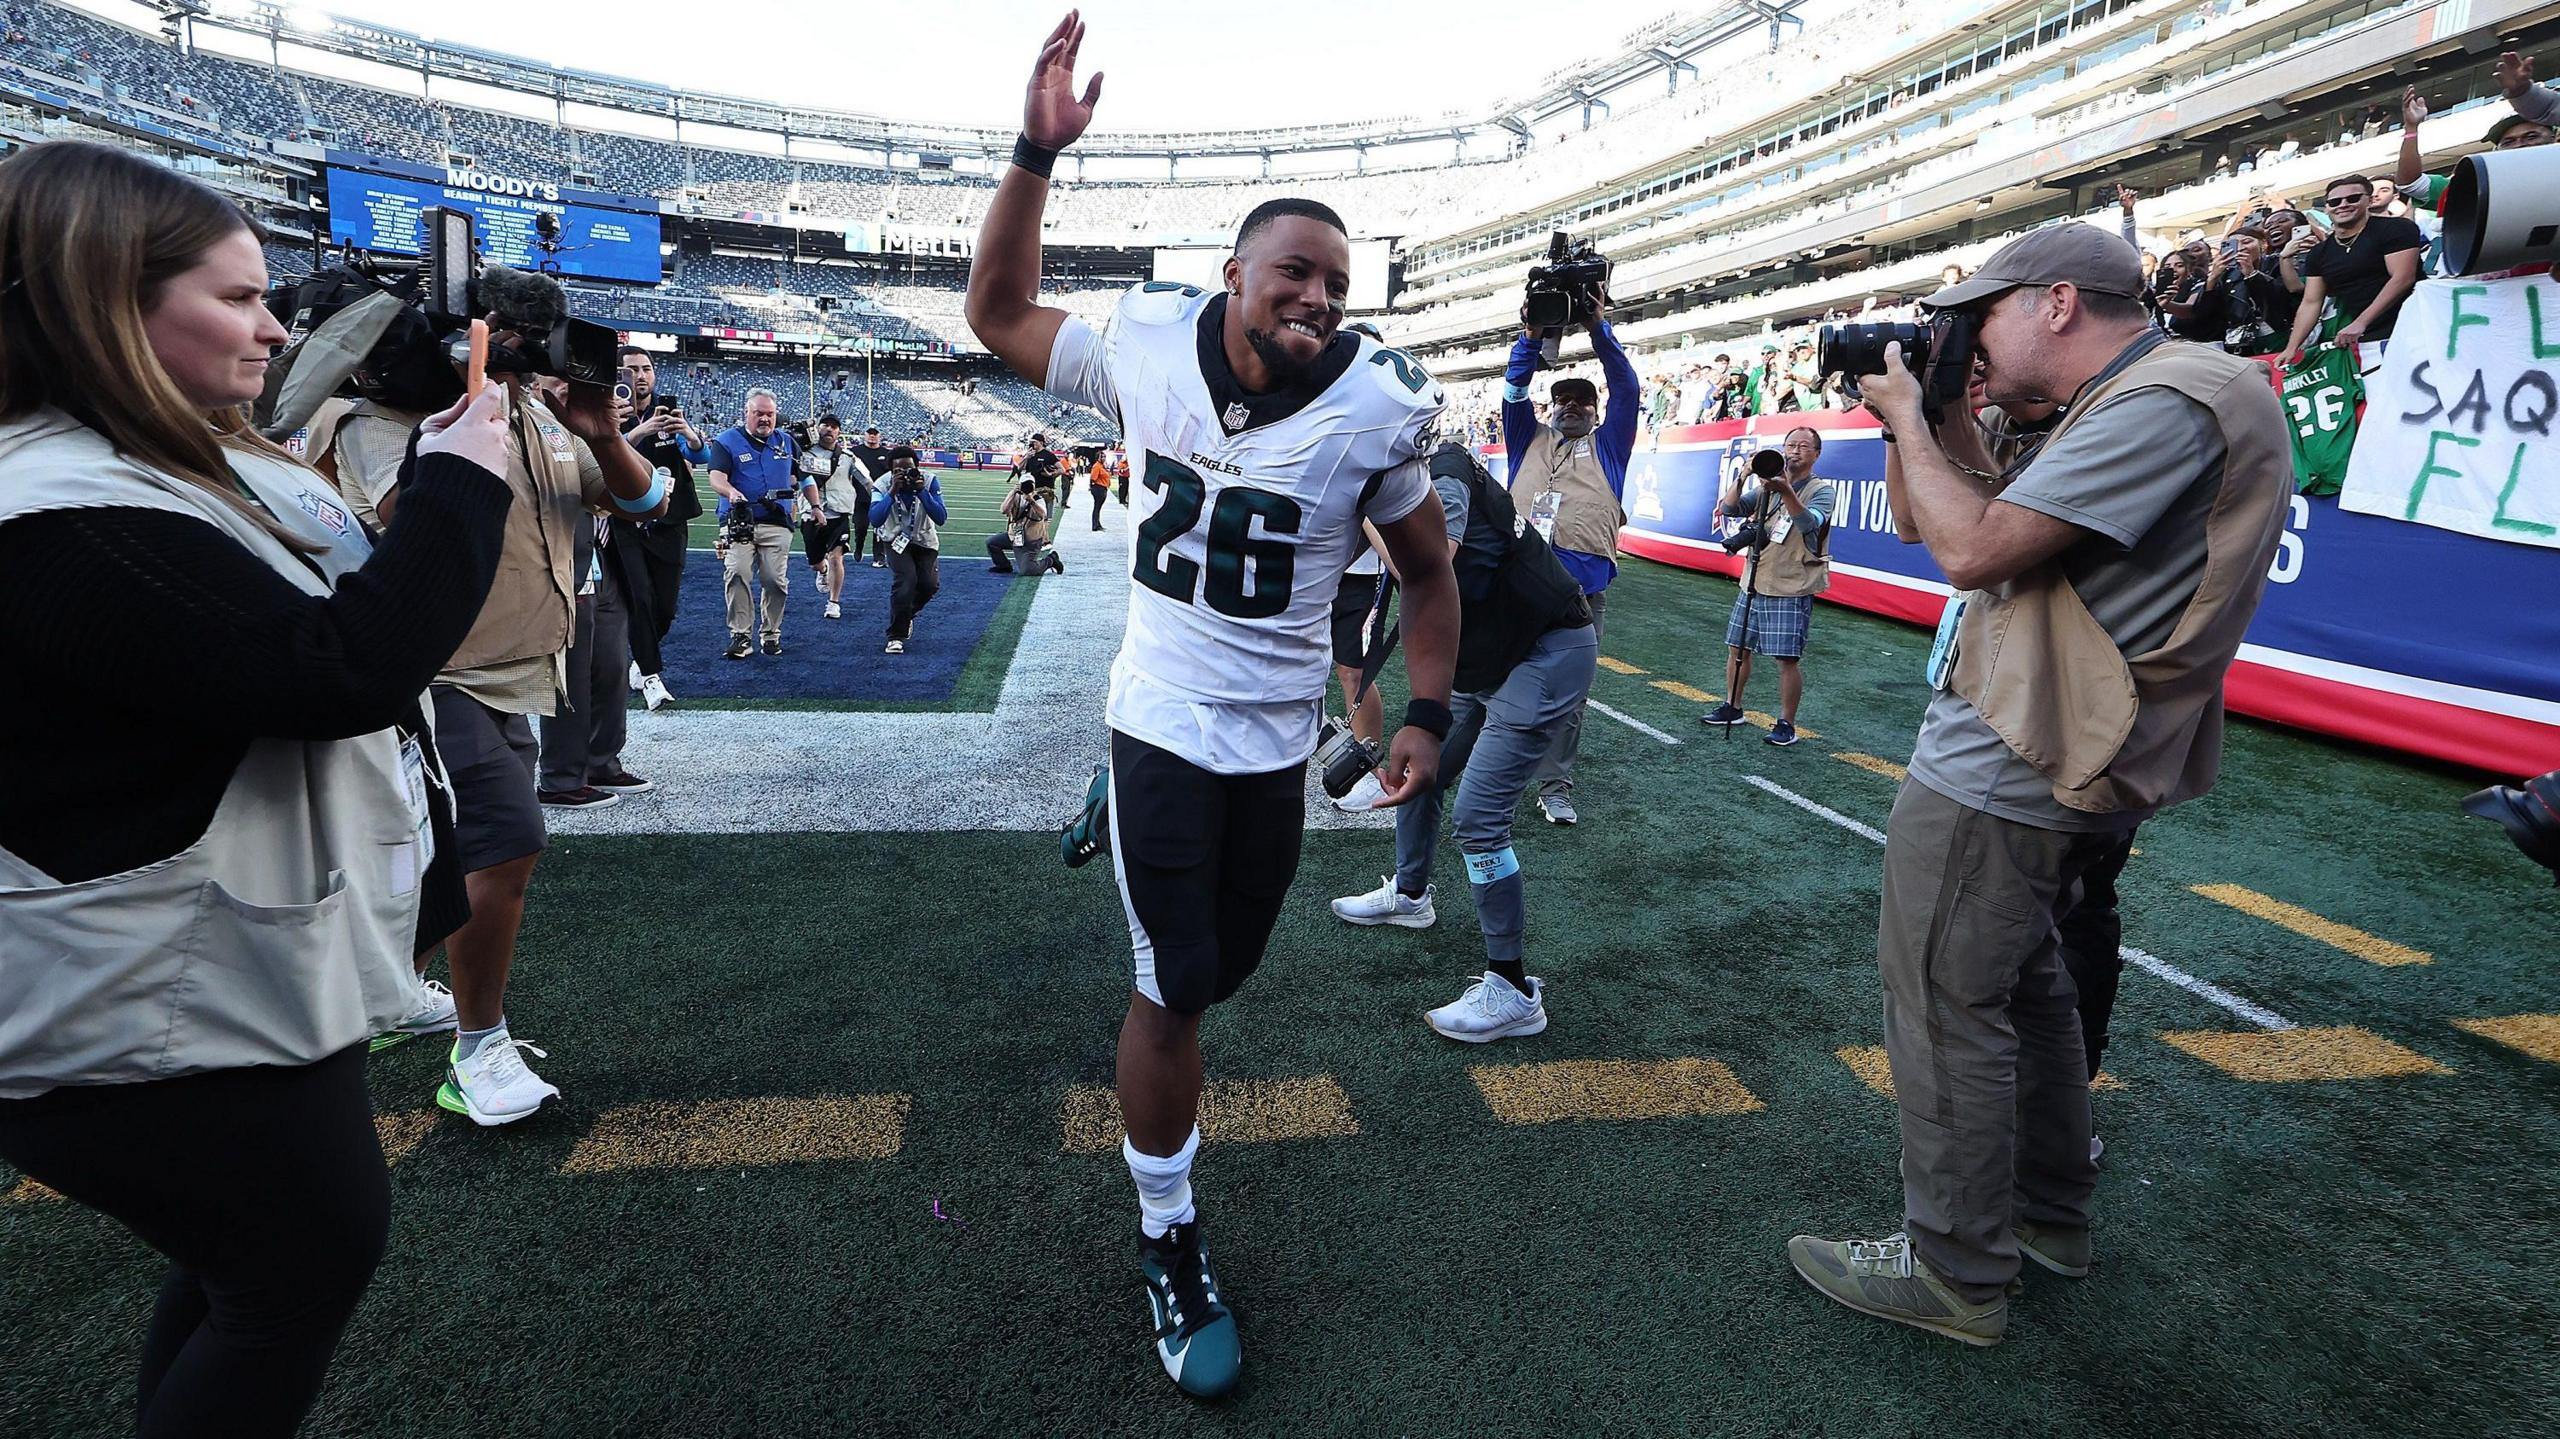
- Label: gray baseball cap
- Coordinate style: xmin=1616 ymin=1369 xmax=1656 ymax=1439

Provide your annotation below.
xmin=1926 ymin=223 xmax=2148 ymax=310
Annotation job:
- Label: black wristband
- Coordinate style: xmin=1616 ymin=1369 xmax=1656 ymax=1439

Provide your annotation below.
xmin=1011 ymin=134 xmax=1059 ymax=180
xmin=1878 ymin=428 xmax=1898 ymax=444
xmin=1402 ymin=698 xmax=1453 ymax=740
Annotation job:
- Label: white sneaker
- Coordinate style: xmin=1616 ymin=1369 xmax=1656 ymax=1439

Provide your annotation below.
xmin=824 ymin=600 xmax=842 ymax=620
xmin=1426 ymin=972 xmax=1548 ymax=1043
xmin=1330 ymin=876 xmax=1435 ymax=928
xmin=435 ymin=1033 xmax=559 ymax=1126
xmin=370 ymin=977 xmax=458 ymax=1051
xmin=626 ymin=660 xmax=643 ymax=694
xmin=1332 ymin=771 xmax=1389 ymax=813
xmin=885 ymin=638 xmax=905 ymax=654
xmin=639 ymin=674 xmax=673 ymax=711
xmin=397 ymin=978 xmax=457 ymax=1035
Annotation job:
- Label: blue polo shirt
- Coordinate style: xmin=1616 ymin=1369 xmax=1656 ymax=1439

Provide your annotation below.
xmin=708 ymin=425 xmax=801 ymax=525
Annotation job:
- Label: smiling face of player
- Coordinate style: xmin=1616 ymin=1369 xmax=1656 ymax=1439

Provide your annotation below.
xmin=1224 ymin=215 xmax=1349 ymax=392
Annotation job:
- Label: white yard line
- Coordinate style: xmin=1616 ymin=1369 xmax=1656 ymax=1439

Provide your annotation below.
xmin=1740 ymin=774 xmax=2296 ymax=1031
xmin=1589 ymin=700 xmax=1682 ymax=746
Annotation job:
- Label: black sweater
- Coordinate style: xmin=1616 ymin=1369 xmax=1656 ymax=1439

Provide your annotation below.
xmin=0 ymin=452 xmax=512 ymax=885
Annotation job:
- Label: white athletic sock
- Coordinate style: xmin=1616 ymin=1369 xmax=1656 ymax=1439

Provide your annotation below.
xmin=1124 ymin=1127 xmax=1201 ymax=1240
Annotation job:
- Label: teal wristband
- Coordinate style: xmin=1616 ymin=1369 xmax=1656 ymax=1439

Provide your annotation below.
xmin=613 ymin=467 xmax=669 ymax=515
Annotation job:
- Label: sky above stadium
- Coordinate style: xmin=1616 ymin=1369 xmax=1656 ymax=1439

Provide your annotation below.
xmin=234 ymin=1 xmax=1702 ymax=131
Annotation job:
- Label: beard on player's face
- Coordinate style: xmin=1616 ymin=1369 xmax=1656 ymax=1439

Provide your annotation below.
xmin=1244 ymin=323 xmax=1318 ymax=387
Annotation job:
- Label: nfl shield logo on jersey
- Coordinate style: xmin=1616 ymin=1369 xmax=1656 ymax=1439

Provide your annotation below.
xmin=1221 ymin=401 xmax=1250 ymax=432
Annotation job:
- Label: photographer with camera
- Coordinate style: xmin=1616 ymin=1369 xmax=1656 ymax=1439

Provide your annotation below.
xmin=868 ymin=446 xmax=946 ymax=654
xmin=1330 ymin=440 xmax=1596 ymax=1040
xmin=1017 ymin=430 xmax=1065 ymax=517
xmin=708 ymin=388 xmax=801 ymax=658
xmin=796 ymin=413 xmax=867 ymax=621
xmin=1696 ymin=428 xmax=1834 ymax=745
xmin=1786 ymin=224 xmax=2289 ymax=1346
xmin=1503 ymin=236 xmax=1635 ymax=827
xmin=988 ymin=473 xmax=1065 ymax=576
xmin=615 ymin=346 xmax=701 ymax=712
xmin=849 ymin=424 xmax=895 ymax=566
xmin=331 ymin=266 xmax=669 ymax=1131
xmin=0 ymin=143 xmax=530 ymax=1435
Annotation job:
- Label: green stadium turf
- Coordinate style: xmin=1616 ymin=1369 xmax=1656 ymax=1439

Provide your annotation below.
xmin=4 ymin=559 xmax=2553 ymax=1437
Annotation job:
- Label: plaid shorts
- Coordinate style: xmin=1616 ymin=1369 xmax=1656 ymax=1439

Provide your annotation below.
xmin=1726 ymin=592 xmax=1814 ymax=658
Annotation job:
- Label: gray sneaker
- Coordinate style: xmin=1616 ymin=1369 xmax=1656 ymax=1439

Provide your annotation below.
xmin=1786 ymin=1231 xmax=2007 ymax=1347
xmin=2013 ymin=1220 xmax=2091 ymax=1278
xmin=1538 ymin=793 xmax=1579 ymax=826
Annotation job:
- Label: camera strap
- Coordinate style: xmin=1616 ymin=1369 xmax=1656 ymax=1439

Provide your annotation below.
xmin=1348 ymin=574 xmax=1402 ymax=710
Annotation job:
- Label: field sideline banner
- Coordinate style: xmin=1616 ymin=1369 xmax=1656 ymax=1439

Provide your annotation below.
xmin=1498 ymin=407 xmax=2559 ymax=776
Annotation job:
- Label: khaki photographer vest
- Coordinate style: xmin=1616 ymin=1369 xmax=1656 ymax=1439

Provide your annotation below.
xmin=0 ymin=410 xmax=427 ymax=1096
xmin=1514 ymin=426 xmax=1623 ymax=561
xmin=1948 ymin=343 xmax=2290 ymax=815
xmin=1741 ymin=477 xmax=1834 ymax=598
xmin=339 ymin=397 xmax=584 ymax=673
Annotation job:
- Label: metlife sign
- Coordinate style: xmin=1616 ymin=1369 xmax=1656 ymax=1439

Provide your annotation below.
xmin=323 ymin=153 xmax=663 ymax=284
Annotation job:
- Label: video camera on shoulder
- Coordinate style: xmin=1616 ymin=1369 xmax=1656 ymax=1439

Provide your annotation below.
xmin=1815 ymin=311 xmax=1979 ymax=430
xmin=254 ymin=207 xmax=622 ymax=437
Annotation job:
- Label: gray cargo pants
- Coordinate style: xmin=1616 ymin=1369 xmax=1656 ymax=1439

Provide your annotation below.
xmin=1879 ymin=778 xmax=2127 ymax=1302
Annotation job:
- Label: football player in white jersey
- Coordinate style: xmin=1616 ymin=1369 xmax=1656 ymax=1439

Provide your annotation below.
xmin=966 ymin=11 xmax=1460 ymax=1401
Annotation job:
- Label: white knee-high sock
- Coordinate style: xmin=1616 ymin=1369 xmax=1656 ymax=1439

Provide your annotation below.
xmin=1124 ymin=1127 xmax=1201 ymax=1239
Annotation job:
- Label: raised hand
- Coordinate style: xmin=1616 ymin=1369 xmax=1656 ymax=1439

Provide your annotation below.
xmin=1024 ymin=11 xmax=1104 ymax=150
xmin=2495 ymin=51 xmax=2535 ymax=100
xmin=2403 ymin=85 xmax=2429 ymax=128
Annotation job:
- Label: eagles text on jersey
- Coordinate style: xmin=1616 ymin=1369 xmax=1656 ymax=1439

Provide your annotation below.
xmin=1043 ymin=281 xmax=1445 ymax=771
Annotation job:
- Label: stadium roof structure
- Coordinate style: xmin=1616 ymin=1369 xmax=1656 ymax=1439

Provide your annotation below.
xmin=156 ymin=0 xmax=1803 ymax=169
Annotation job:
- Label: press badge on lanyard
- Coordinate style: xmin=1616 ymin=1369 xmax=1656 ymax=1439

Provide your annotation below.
xmin=1531 ymin=438 xmax=1581 ymax=543
xmin=390 ymin=736 xmax=436 ymax=898
xmin=1925 ymin=595 xmax=1967 ymax=692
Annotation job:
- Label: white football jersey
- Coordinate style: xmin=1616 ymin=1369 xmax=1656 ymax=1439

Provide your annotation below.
xmin=1045 ymin=282 xmax=1444 ymax=773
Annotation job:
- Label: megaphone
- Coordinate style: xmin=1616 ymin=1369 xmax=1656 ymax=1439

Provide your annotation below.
xmin=2440 ymin=144 xmax=2560 ymax=276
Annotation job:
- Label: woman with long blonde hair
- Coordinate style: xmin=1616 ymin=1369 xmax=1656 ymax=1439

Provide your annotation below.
xmin=0 ymin=140 xmax=514 ymax=1437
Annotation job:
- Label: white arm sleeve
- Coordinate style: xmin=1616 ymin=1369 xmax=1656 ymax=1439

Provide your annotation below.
xmin=1361 ymin=454 xmax=1435 ymax=528
xmin=1042 ymin=314 xmax=1119 ymax=423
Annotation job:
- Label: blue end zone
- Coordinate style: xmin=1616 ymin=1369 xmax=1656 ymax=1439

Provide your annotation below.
xmin=657 ymin=548 xmax=1012 ymax=704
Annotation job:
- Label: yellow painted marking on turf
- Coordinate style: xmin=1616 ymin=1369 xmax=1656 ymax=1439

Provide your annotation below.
xmin=560 ymin=1094 xmax=911 ymax=1174
xmin=1596 ymin=655 xmax=1647 ymax=676
xmin=1469 ymin=1057 xmax=1763 ymax=1125
xmin=1744 ymin=710 xmax=1819 ymax=739
xmin=375 ymin=1110 xmax=436 ymax=1167
xmin=1058 ymin=1077 xmax=1359 ymax=1155
xmin=2159 ymin=1026 xmax=2447 ymax=1082
xmin=2451 ymin=1014 xmax=2560 ymax=1066
xmin=1833 ymin=752 xmax=1907 ymax=782
xmin=1651 ymin=679 xmax=1717 ymax=703
xmin=6 ymin=1177 xmax=61 ymax=1203
xmin=1838 ymin=1045 xmax=2121 ymax=1097
xmin=2189 ymin=884 xmax=2430 ymax=967
xmin=1837 ymin=1045 xmax=1897 ymax=1096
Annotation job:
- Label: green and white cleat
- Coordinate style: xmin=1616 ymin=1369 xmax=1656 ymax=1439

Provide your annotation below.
xmin=1063 ymin=765 xmax=1111 ymax=869
xmin=1139 ymin=1220 xmax=1242 ymax=1399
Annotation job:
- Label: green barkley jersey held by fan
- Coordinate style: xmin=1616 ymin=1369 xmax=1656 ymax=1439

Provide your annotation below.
xmin=2280 ymin=346 xmax=2363 ymax=497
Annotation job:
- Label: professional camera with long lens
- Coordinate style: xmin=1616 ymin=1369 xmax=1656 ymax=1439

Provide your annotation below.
xmin=1720 ymin=449 xmax=1786 ymax=554
xmin=255 ymin=206 xmax=623 ymax=437
xmin=1314 ymin=716 xmax=1383 ymax=801
xmin=1816 ymin=311 xmax=1981 ymax=429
